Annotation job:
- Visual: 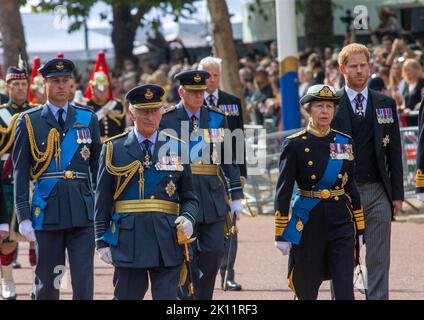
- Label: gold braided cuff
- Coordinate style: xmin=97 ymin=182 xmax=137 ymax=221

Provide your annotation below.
xmin=416 ymin=169 xmax=424 ymax=188
xmin=354 ymin=208 xmax=365 ymax=231
xmin=275 ymin=210 xmax=288 ymax=237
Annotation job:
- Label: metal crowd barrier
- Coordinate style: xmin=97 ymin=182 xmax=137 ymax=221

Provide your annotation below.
xmin=244 ymin=125 xmax=421 ymax=215
xmin=400 ymin=126 xmax=420 ymax=212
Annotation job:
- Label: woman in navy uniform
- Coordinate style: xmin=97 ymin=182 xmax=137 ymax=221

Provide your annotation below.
xmin=274 ymin=84 xmax=365 ymax=300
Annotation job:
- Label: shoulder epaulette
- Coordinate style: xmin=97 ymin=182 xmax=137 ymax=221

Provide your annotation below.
xmin=206 ymin=104 xmax=225 ymax=115
xmin=287 ymin=129 xmax=307 ymax=139
xmin=74 ymin=104 xmax=94 ymax=113
xmin=163 ymin=105 xmax=177 ymax=114
xmin=331 ymin=129 xmax=352 ymax=140
xmin=103 ymin=130 xmax=129 ymax=143
xmin=22 ymin=106 xmax=43 ymax=115
xmin=160 ymin=130 xmax=185 ymax=144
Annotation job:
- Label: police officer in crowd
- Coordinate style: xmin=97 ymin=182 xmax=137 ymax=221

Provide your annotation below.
xmin=198 ymin=56 xmax=247 ymax=291
xmin=94 ymin=84 xmax=198 ymax=300
xmin=274 ymin=84 xmax=365 ymax=300
xmin=13 ymin=58 xmax=101 ymax=300
xmin=160 ymin=70 xmax=244 ymax=300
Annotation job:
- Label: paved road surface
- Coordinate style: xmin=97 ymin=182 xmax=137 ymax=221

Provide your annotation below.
xmin=6 ymin=214 xmax=424 ymax=300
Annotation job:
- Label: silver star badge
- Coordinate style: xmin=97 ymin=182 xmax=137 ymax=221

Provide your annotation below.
xmin=382 ymin=135 xmax=390 ymax=147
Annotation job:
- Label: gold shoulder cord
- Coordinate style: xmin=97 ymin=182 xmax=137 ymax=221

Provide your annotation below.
xmin=105 ymin=141 xmax=144 ymax=200
xmin=108 ymin=105 xmax=127 ymax=127
xmin=0 ymin=114 xmax=20 ymax=157
xmin=24 ymin=114 xmax=61 ymax=179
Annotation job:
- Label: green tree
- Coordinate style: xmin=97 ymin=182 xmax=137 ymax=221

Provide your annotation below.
xmin=303 ymin=0 xmax=334 ymax=51
xmin=32 ymin=0 xmax=197 ymax=68
xmin=0 ymin=0 xmax=28 ymax=71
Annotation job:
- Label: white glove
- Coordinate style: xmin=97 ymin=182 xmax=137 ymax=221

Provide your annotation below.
xmin=0 ymin=223 xmax=9 ymax=233
xmin=417 ymin=193 xmax=424 ymax=202
xmin=231 ymin=199 xmax=243 ymax=219
xmin=358 ymin=235 xmax=364 ymax=249
xmin=97 ymin=247 xmax=113 ymax=265
xmin=19 ymin=219 xmax=36 ymax=241
xmin=175 ymin=216 xmax=193 ymax=239
xmin=275 ymin=241 xmax=291 ymax=256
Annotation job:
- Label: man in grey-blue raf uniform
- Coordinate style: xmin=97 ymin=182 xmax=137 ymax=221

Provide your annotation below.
xmin=160 ymin=70 xmax=244 ymax=300
xmin=95 ymin=84 xmax=198 ymax=300
xmin=13 ymin=58 xmax=102 ymax=300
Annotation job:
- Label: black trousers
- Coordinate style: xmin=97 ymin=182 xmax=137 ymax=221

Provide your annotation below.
xmin=113 ymin=265 xmax=180 ymax=300
xmin=288 ymin=200 xmax=356 ymax=300
xmin=191 ymin=220 xmax=225 ymax=300
xmin=220 ymin=233 xmax=238 ymax=283
xmin=34 ymin=227 xmax=94 ymax=300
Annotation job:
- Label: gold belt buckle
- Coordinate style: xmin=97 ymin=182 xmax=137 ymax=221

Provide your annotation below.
xmin=320 ymin=189 xmax=331 ymax=199
xmin=64 ymin=170 xmax=75 ymax=179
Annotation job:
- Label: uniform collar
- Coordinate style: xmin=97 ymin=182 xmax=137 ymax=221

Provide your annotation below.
xmin=134 ymin=127 xmax=157 ymax=145
xmin=306 ymin=122 xmax=331 ymax=137
xmin=7 ymin=99 xmax=28 ymax=109
xmin=183 ymin=105 xmax=201 ymax=120
xmin=47 ymin=101 xmax=69 ymax=117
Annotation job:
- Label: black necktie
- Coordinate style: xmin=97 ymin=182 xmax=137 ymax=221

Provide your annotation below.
xmin=57 ymin=109 xmax=65 ymax=130
xmin=208 ymin=95 xmax=215 ymax=107
xmin=354 ymin=93 xmax=364 ymax=116
xmin=191 ymin=115 xmax=198 ymax=130
xmin=141 ymin=140 xmax=152 ymax=168
xmin=142 ymin=140 xmax=152 ymax=159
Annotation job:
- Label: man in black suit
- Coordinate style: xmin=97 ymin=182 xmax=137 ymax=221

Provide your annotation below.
xmin=331 ymin=43 xmax=404 ymax=300
xmin=198 ymin=57 xmax=246 ymax=291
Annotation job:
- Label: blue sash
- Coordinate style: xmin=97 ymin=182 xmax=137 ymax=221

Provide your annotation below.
xmin=189 ymin=110 xmax=224 ymax=162
xmin=31 ymin=108 xmax=92 ymax=230
xmin=101 ymin=135 xmax=180 ymax=246
xmin=282 ymin=134 xmax=348 ymax=245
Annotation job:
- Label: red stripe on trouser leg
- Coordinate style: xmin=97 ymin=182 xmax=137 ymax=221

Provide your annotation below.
xmin=29 ymin=249 xmax=37 ymax=266
xmin=0 ymin=249 xmax=18 ymax=266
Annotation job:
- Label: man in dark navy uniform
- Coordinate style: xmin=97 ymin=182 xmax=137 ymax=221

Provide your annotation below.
xmin=415 ymin=97 xmax=424 ymax=199
xmin=198 ymin=57 xmax=246 ymax=291
xmin=13 ymin=58 xmax=101 ymax=300
xmin=94 ymin=84 xmax=198 ymax=300
xmin=160 ymin=70 xmax=244 ymax=300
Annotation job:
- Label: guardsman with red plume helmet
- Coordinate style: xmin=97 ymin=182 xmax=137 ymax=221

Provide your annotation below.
xmin=28 ymin=56 xmax=46 ymax=105
xmin=85 ymin=51 xmax=126 ymax=142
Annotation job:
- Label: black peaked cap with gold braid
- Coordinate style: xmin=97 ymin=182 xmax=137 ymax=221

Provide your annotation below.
xmin=126 ymin=84 xmax=164 ymax=109
xmin=173 ymin=70 xmax=210 ymax=90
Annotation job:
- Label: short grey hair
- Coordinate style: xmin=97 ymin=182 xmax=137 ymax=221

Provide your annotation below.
xmin=198 ymin=56 xmax=222 ymax=73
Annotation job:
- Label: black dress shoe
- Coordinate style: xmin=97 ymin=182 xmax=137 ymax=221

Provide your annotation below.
xmin=223 ymin=280 xmax=242 ymax=291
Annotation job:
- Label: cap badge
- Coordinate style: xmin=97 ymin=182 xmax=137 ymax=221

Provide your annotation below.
xmin=145 ymin=88 xmax=154 ymax=100
xmin=319 ymin=86 xmax=333 ymax=97
xmin=193 ymin=74 xmax=201 ymax=83
xmin=56 ymin=62 xmax=64 ymax=71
